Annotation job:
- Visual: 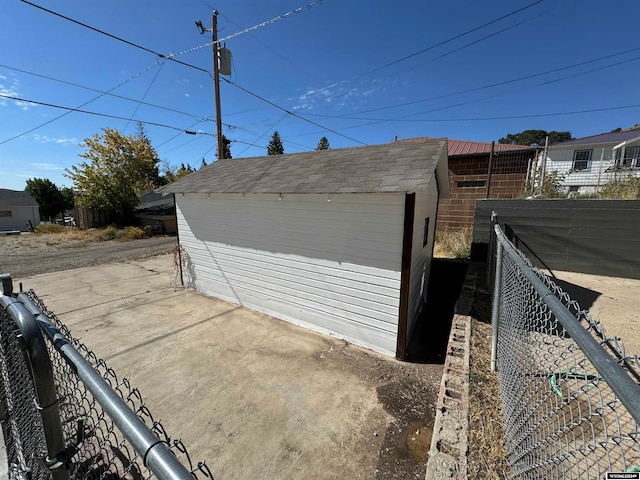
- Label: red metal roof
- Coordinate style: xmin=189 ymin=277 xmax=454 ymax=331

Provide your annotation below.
xmin=396 ymin=136 xmax=535 ymax=156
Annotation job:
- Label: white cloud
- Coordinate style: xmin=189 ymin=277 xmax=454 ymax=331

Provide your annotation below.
xmin=185 ymin=93 xmax=191 ymax=98
xmin=30 ymin=162 xmax=64 ymax=171
xmin=32 ymin=134 xmax=78 ymax=146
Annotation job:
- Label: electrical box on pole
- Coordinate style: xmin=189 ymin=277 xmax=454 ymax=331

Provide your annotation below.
xmin=219 ymin=46 xmax=232 ymax=76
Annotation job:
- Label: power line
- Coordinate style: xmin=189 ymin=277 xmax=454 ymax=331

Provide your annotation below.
xmin=19 ymin=0 xmax=210 ymax=74
xmin=309 ymin=46 xmax=640 ymax=118
xmin=361 ymin=103 xmax=640 ymax=123
xmin=174 ymin=0 xmax=328 ymax=58
xmin=19 ymin=0 xmax=366 ymax=146
xmin=293 ymin=0 xmax=545 ymax=102
xmin=123 ymin=61 xmax=165 ymax=133
xmin=0 ymin=93 xmax=217 ymax=136
xmin=221 ymin=78 xmax=367 ymax=146
xmin=0 ymin=62 xmax=162 ymax=145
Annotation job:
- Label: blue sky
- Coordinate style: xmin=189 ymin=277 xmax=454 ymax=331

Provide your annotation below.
xmin=2 ymin=0 xmax=640 ymax=191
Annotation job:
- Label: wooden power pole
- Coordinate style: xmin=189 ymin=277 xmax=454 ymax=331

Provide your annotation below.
xmin=197 ymin=11 xmax=223 ymax=161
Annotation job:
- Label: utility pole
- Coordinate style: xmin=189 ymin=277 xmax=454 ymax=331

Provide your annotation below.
xmin=196 ymin=11 xmax=223 ymax=161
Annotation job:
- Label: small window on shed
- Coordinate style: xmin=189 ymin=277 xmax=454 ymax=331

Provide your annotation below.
xmin=423 ymin=217 xmax=430 ymax=247
xmin=0 ymin=211 xmax=12 ymax=217
xmin=457 ymin=180 xmax=486 ymax=188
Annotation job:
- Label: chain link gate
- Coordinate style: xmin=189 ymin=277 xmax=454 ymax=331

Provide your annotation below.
xmin=490 ymin=215 xmax=640 ymax=479
xmin=0 ymin=273 xmax=213 ymax=480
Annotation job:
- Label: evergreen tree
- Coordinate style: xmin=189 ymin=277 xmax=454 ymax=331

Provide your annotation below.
xmin=221 ymin=135 xmax=232 ymax=159
xmin=201 ymin=157 xmax=208 ymax=169
xmin=316 ymin=136 xmax=330 ymax=150
xmin=267 ymin=131 xmax=284 ymax=155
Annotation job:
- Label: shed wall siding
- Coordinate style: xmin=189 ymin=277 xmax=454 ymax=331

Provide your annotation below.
xmin=177 ymin=193 xmax=405 ymax=356
xmin=0 ymin=206 xmax=38 ymax=232
xmin=406 ymin=185 xmax=438 ymax=342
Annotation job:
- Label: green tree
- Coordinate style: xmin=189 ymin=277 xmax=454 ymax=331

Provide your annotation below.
xmin=65 ymin=125 xmax=161 ymax=223
xmin=200 ymin=157 xmax=208 ymax=169
xmin=60 ymin=187 xmax=75 ymax=212
xmin=267 ymin=131 xmax=284 ymax=155
xmin=25 ymin=177 xmax=65 ymax=220
xmin=499 ymin=129 xmax=573 ymax=146
xmin=316 ymin=136 xmax=330 ymax=150
xmin=161 ymin=162 xmax=195 ymax=183
xmin=218 ymin=135 xmax=232 ymax=159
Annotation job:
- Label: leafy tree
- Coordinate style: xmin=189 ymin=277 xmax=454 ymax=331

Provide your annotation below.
xmin=25 ymin=177 xmax=65 ymax=220
xmin=316 ymin=136 xmax=330 ymax=150
xmin=267 ymin=131 xmax=284 ymax=155
xmin=499 ymin=129 xmax=573 ymax=146
xmin=65 ymin=125 xmax=161 ymax=223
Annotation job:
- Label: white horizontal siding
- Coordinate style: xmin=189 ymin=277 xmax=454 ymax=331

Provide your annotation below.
xmin=406 ymin=186 xmax=438 ymax=345
xmin=0 ymin=206 xmax=39 ymax=232
xmin=177 ymin=193 xmax=404 ymax=356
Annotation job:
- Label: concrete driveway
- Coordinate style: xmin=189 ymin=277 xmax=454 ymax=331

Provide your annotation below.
xmin=12 ymin=254 xmax=441 ymax=479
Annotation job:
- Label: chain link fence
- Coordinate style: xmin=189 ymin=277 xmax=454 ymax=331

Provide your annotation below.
xmin=0 ymin=280 xmax=213 ymax=480
xmin=491 ymin=219 xmax=640 ymax=479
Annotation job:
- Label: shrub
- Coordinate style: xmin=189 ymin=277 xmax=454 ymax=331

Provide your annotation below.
xmin=97 ymin=225 xmax=120 ymax=241
xmin=96 ymin=225 xmax=149 ymax=242
xmin=122 ymin=226 xmax=146 ymax=240
xmin=597 ymin=175 xmax=640 ymax=199
xmin=435 ymin=227 xmax=472 ymax=259
xmin=35 ymin=223 xmax=64 ymax=234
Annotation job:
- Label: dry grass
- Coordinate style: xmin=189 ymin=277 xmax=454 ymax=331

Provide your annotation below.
xmin=434 ymin=227 xmax=472 ymax=259
xmin=467 ymin=283 xmax=510 ymax=479
xmin=1 ymin=226 xmax=151 ymax=254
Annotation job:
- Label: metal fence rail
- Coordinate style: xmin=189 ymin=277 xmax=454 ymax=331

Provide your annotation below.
xmin=0 ymin=275 xmax=213 ymax=479
xmin=491 ymin=219 xmax=640 ymax=479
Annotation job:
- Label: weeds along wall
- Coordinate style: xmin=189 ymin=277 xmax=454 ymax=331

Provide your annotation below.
xmin=473 ymin=199 xmax=640 ymax=280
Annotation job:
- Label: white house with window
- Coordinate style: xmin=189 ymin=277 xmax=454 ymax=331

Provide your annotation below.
xmin=543 ymin=130 xmax=640 ymax=195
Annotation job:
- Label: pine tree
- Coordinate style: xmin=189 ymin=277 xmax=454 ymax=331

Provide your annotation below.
xmin=267 ymin=131 xmax=284 ymax=155
xmin=316 ymin=136 xmax=330 ymax=150
xmin=222 ymin=135 xmax=232 ymax=159
xmin=201 ymin=157 xmax=208 ymax=169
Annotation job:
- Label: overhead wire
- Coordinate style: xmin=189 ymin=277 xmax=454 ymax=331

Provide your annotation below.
xmin=18 ymin=0 xmax=366 ymax=147
xmin=0 ymin=62 xmax=163 ymax=145
xmin=0 ymin=93 xmax=217 ymax=135
xmin=173 ymin=0 xmax=328 ymax=58
xmin=292 ymin=0 xmax=545 ymax=103
xmin=122 ymin=61 xmax=166 ymax=133
xmin=307 ymin=46 xmax=640 ymax=118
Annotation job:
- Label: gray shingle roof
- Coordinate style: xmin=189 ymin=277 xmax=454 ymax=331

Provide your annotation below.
xmin=160 ymin=139 xmax=448 ymax=195
xmin=553 ymin=130 xmax=640 ymax=147
xmin=0 ymin=189 xmax=38 ymax=207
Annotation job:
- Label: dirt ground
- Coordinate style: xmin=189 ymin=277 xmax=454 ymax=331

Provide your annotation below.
xmin=552 ymin=270 xmax=640 ymax=356
xmin=1 ymin=239 xmax=448 ymax=479
xmin=0 ymin=232 xmax=176 ymax=278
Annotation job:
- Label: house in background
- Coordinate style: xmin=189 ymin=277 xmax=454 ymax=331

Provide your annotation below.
xmin=0 ymin=189 xmax=40 ymax=233
xmin=161 ymin=139 xmax=449 ymax=359
xmin=544 ymin=129 xmax=640 ymax=196
xmin=397 ymin=137 xmax=537 ymax=230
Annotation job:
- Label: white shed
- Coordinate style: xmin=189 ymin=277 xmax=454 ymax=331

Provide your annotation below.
xmin=0 ymin=189 xmax=40 ymax=232
xmin=162 ymin=139 xmax=449 ymax=358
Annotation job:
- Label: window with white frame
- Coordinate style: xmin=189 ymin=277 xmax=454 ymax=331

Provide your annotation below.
xmin=572 ymin=149 xmax=592 ymax=171
xmin=614 ymin=146 xmax=640 ymax=168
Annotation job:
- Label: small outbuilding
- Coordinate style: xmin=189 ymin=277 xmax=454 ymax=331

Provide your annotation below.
xmin=0 ymin=189 xmax=40 ymax=233
xmin=161 ymin=139 xmax=449 ymax=358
